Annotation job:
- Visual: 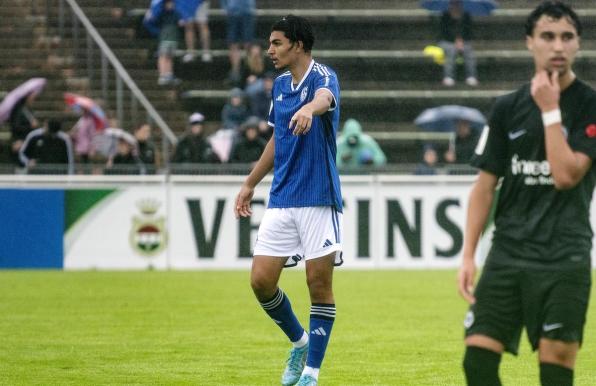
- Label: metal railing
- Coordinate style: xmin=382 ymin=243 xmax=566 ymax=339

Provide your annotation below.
xmin=49 ymin=0 xmax=177 ymax=168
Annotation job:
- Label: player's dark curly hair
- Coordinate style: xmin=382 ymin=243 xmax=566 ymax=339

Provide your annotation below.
xmin=271 ymin=15 xmax=315 ymax=53
xmin=525 ymin=1 xmax=582 ymax=36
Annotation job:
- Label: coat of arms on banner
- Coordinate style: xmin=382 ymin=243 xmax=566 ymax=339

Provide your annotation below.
xmin=129 ymin=199 xmax=167 ymax=257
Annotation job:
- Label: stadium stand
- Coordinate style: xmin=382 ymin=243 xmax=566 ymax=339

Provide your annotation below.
xmin=2 ymin=0 xmax=596 ymax=166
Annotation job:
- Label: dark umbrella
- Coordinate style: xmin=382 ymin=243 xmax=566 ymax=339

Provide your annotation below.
xmin=420 ymin=0 xmax=498 ymax=16
xmin=414 ymin=105 xmax=486 ymax=132
xmin=0 ymin=78 xmax=46 ymax=124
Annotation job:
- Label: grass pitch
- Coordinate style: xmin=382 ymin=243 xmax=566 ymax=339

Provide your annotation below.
xmin=1 ymin=270 xmax=595 ymax=385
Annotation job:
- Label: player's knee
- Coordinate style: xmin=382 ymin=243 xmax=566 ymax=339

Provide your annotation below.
xmin=250 ymin=275 xmax=276 ymax=299
xmin=306 ymin=277 xmax=332 ymax=301
xmin=539 ymin=340 xmax=578 ymax=368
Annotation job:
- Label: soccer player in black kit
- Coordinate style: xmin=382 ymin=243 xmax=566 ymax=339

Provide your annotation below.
xmin=457 ymin=2 xmax=596 ymax=385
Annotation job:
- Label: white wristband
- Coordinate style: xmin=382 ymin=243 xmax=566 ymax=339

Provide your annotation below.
xmin=542 ymin=109 xmax=562 ymax=127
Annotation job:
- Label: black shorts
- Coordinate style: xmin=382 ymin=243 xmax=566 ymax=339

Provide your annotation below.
xmin=464 ymin=263 xmax=591 ymax=355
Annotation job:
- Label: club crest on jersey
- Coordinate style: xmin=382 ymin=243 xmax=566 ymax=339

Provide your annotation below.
xmin=300 ymin=87 xmax=308 ymax=102
xmin=129 ymin=199 xmax=168 ymax=257
xmin=586 ymin=124 xmax=596 ymax=138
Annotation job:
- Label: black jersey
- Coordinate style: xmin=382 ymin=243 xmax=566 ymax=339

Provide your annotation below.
xmin=472 ymin=79 xmax=596 ymax=268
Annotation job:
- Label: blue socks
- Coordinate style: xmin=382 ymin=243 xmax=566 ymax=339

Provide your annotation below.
xmin=260 ymin=288 xmax=305 ymax=343
xmin=306 ymin=303 xmax=336 ymax=369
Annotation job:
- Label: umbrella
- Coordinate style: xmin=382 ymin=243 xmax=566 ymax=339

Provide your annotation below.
xmin=143 ymin=0 xmax=201 ymax=36
xmin=420 ymin=0 xmax=498 ymax=16
xmin=414 ymin=105 xmax=486 ymax=132
xmin=92 ymin=127 xmax=139 ymax=158
xmin=64 ymin=93 xmax=107 ymax=130
xmin=0 ymin=78 xmax=46 ymax=124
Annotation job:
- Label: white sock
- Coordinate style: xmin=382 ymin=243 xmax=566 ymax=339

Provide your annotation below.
xmin=292 ymin=331 xmax=309 ymax=348
xmin=302 ymin=366 xmax=319 ymax=379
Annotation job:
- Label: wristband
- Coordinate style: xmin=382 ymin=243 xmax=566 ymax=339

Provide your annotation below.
xmin=542 ymin=109 xmax=562 ymax=127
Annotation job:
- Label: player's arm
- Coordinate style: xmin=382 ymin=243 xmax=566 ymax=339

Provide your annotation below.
xmin=458 ymin=170 xmax=498 ymax=304
xmin=290 ymin=89 xmax=334 ymax=136
xmin=234 ymin=136 xmax=275 ymax=218
xmin=532 ymin=71 xmax=592 ymax=189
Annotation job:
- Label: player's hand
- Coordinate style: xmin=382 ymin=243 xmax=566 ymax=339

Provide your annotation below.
xmin=531 ymin=70 xmax=560 ymax=112
xmin=234 ymin=184 xmax=255 ymax=218
xmin=458 ymin=257 xmax=476 ymax=304
xmin=289 ymin=106 xmax=313 ymax=136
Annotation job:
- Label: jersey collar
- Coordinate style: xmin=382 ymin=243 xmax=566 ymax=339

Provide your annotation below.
xmin=291 ymin=59 xmax=315 ymax=92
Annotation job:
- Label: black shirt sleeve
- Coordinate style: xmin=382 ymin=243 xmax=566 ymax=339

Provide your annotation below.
xmin=471 ymin=96 xmax=510 ymax=176
xmin=567 ymin=89 xmax=596 ymax=159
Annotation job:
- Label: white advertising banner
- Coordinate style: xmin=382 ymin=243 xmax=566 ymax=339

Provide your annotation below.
xmin=4 ymin=174 xmax=594 ymax=270
xmin=62 ymin=175 xmax=477 ymax=269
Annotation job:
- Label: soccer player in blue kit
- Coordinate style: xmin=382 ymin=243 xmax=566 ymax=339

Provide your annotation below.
xmin=234 ymin=15 xmax=342 ymax=386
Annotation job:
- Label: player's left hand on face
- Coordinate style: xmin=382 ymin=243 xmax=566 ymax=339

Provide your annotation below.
xmin=531 ymin=70 xmax=560 ymax=112
xmin=290 ymin=107 xmax=313 ymax=136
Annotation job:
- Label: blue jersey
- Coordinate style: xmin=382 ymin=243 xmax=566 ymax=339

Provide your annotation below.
xmin=267 ymin=60 xmax=342 ymax=211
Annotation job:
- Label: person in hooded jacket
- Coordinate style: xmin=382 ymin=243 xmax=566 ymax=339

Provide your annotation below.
xmin=336 ymin=118 xmax=387 ymax=168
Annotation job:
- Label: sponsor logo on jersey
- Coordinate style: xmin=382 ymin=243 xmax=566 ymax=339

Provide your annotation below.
xmin=276 ymin=94 xmax=283 ymax=102
xmin=130 ymin=199 xmax=167 ymax=257
xmin=511 ymin=154 xmax=553 ymax=186
xmin=586 ymin=124 xmax=596 ymax=138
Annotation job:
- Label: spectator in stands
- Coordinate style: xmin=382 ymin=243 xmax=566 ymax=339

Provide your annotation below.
xmin=173 ymin=112 xmax=220 ymax=163
xmin=336 ymin=118 xmax=387 ymax=168
xmin=257 ymin=119 xmax=273 ymax=141
xmin=19 ymin=119 xmax=74 ymax=174
xmin=221 ymin=0 xmax=256 ymax=86
xmin=106 ymin=137 xmax=145 ymax=175
xmin=70 ymin=110 xmax=101 ymax=163
xmin=9 ymin=93 xmax=39 ymax=165
xmin=221 ymin=87 xmax=249 ymax=130
xmin=133 ymin=122 xmax=157 ymax=169
xmin=229 ymin=116 xmax=267 ymax=165
xmin=183 ymin=0 xmax=212 ymax=63
xmin=439 ymin=0 xmax=478 ymax=87
xmin=240 ymin=44 xmax=272 ymax=89
xmin=443 ymin=119 xmax=480 ymax=164
xmin=414 ymin=144 xmax=439 ymax=175
xmin=247 ymin=70 xmax=275 ymax=121
xmin=155 ymin=0 xmax=183 ymax=86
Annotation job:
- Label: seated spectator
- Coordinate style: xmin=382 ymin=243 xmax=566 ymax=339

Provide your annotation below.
xmin=257 ymin=119 xmax=273 ymax=141
xmin=133 ymin=122 xmax=157 ymax=170
xmin=414 ymin=145 xmax=439 ymax=175
xmin=336 ymin=118 xmax=387 ymax=168
xmin=443 ymin=119 xmax=480 ymax=164
xmin=221 ymin=87 xmax=249 ymax=130
xmin=246 ymin=71 xmax=274 ymax=121
xmin=19 ymin=119 xmax=74 ymax=174
xmin=105 ymin=137 xmax=145 ymax=175
xmin=229 ymin=116 xmax=266 ymax=165
xmin=70 ymin=110 xmax=101 ymax=163
xmin=173 ymin=112 xmax=220 ymax=163
xmin=438 ymin=0 xmax=478 ymax=87
xmin=9 ymin=93 xmax=40 ymax=166
xmin=240 ymin=44 xmax=271 ymax=89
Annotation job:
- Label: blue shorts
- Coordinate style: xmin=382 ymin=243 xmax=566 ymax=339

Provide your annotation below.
xmin=227 ymin=14 xmax=254 ymax=44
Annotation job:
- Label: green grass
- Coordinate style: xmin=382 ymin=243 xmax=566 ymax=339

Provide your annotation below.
xmin=1 ymin=270 xmax=595 ymax=385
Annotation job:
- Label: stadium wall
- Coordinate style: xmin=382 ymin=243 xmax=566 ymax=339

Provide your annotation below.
xmin=1 ymin=175 xmax=592 ymax=269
